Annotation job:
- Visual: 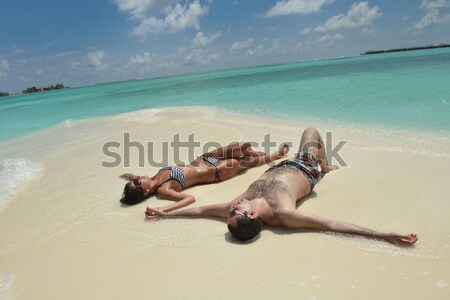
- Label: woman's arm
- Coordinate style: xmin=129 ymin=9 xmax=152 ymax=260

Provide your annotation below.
xmin=279 ymin=210 xmax=418 ymax=246
xmin=153 ymin=189 xmax=196 ymax=213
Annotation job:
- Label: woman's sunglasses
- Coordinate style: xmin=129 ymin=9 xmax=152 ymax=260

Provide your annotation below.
xmin=133 ymin=178 xmax=142 ymax=188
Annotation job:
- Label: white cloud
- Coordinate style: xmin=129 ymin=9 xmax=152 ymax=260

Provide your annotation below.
xmin=0 ymin=59 xmax=9 ymax=79
xmin=71 ymin=61 xmax=80 ymax=69
xmin=129 ymin=52 xmax=156 ymax=66
xmin=316 ymin=33 xmax=345 ymax=44
xmin=115 ymin=0 xmax=209 ymax=37
xmin=413 ymin=0 xmax=450 ymax=30
xmin=183 ymin=48 xmax=221 ymax=65
xmin=85 ymin=51 xmax=109 ymax=71
xmin=230 ymin=38 xmax=255 ymax=51
xmin=315 ymin=2 xmax=382 ymax=32
xmin=414 ymin=9 xmax=439 ymax=29
xmin=246 ymin=44 xmax=264 ymax=56
xmin=294 ymin=42 xmax=303 ymax=52
xmin=414 ymin=9 xmax=450 ymax=29
xmin=164 ymin=1 xmax=208 ymax=32
xmin=114 ymin=0 xmax=177 ymax=19
xmin=191 ymin=31 xmax=221 ymax=47
xmin=360 ymin=27 xmax=375 ymax=36
xmin=36 ymin=70 xmax=44 ymax=75
xmin=132 ymin=17 xmax=165 ymax=35
xmin=420 ymin=0 xmax=450 ymax=10
xmin=245 ymin=39 xmax=283 ymax=56
xmin=266 ymin=0 xmax=335 ymax=17
xmin=301 ymin=28 xmax=311 ymax=35
xmin=52 ymin=51 xmax=79 ymax=58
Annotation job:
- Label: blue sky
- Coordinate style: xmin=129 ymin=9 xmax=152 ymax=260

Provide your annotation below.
xmin=1 ymin=0 xmax=449 ymax=93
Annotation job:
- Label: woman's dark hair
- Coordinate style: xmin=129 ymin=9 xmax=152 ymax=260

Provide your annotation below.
xmin=227 ymin=212 xmax=263 ymax=241
xmin=120 ymin=182 xmax=145 ymax=205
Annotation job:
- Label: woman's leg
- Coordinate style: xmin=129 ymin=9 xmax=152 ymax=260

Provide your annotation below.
xmin=202 ymin=142 xmax=259 ymax=159
xmin=239 ymin=144 xmax=289 ymax=168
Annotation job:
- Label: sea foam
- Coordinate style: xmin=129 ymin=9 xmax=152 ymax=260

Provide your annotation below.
xmin=0 ymin=158 xmax=42 ymax=209
xmin=0 ymin=272 xmax=17 ymax=300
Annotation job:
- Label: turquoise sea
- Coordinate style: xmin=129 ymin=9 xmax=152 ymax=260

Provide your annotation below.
xmin=1 ymin=48 xmax=450 ymax=142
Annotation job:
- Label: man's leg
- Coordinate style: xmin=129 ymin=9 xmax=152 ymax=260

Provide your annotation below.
xmin=298 ymin=127 xmax=337 ymax=173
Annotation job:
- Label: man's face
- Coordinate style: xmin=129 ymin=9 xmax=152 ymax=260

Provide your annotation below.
xmin=227 ymin=199 xmax=251 ymax=226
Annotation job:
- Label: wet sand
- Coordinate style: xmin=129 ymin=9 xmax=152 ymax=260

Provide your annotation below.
xmin=0 ymin=107 xmax=449 ymax=299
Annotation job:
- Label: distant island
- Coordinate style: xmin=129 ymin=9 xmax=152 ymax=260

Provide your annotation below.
xmin=0 ymin=91 xmax=9 ymax=97
xmin=23 ymin=83 xmax=68 ymax=94
xmin=361 ymin=43 xmax=450 ymax=55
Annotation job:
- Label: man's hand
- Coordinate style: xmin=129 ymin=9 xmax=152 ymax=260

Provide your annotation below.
xmin=145 ymin=207 xmax=167 ymax=219
xmin=386 ymin=233 xmax=418 ymax=246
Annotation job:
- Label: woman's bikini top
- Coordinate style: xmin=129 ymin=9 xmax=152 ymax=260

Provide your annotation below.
xmin=157 ymin=166 xmax=187 ymax=189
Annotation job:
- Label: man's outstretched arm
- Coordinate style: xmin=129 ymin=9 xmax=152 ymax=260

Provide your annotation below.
xmin=279 ymin=210 xmax=418 ymax=246
xmin=145 ymin=202 xmax=230 ymax=220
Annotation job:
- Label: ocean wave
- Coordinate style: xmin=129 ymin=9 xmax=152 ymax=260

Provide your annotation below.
xmin=0 ymin=158 xmax=42 ymax=209
xmin=108 ymin=106 xmax=220 ymax=124
xmin=0 ymin=272 xmax=16 ymax=300
xmin=26 ymin=105 xmax=450 ymax=159
xmin=323 ymin=232 xmax=450 ymax=259
xmin=107 ymin=108 xmax=163 ymax=123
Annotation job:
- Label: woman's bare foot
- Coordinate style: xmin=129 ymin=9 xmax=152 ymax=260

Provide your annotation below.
xmin=245 ymin=149 xmax=266 ymax=158
xmin=119 ymin=173 xmax=138 ymax=181
xmin=279 ymin=144 xmax=290 ymax=156
xmin=254 ymin=151 xmax=266 ymax=157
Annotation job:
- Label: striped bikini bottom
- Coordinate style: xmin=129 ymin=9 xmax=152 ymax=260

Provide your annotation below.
xmin=200 ymin=156 xmax=222 ymax=183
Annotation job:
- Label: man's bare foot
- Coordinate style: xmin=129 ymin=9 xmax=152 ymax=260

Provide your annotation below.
xmin=321 ymin=165 xmax=339 ymax=175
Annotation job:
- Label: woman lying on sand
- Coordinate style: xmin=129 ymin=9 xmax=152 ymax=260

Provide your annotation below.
xmin=119 ymin=142 xmax=289 ymax=212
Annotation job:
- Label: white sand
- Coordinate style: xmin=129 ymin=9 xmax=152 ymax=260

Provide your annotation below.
xmin=0 ymin=107 xmax=449 ymax=299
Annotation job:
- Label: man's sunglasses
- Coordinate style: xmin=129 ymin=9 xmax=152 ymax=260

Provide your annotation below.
xmin=229 ymin=208 xmax=247 ymax=218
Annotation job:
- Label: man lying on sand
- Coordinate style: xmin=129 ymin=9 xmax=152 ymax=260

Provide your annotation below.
xmin=120 ymin=141 xmax=289 ymax=211
xmin=145 ymin=127 xmax=418 ymax=246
